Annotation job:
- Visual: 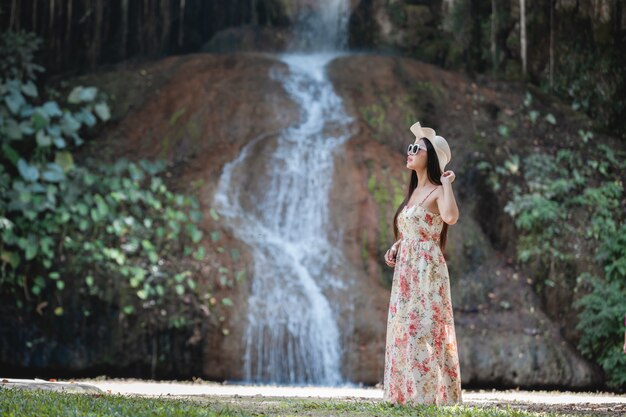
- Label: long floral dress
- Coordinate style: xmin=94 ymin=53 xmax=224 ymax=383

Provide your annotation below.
xmin=383 ymin=198 xmax=462 ymax=405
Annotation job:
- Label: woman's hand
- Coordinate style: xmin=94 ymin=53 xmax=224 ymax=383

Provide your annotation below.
xmin=441 ymin=170 xmax=456 ymax=186
xmin=384 ymin=242 xmax=399 ymax=268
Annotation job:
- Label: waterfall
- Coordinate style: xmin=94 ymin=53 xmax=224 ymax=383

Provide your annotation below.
xmin=289 ymin=0 xmax=350 ymax=52
xmin=214 ymin=0 xmax=353 ymax=385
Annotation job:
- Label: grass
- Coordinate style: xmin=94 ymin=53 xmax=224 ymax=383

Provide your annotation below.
xmin=0 ymin=388 xmax=579 ymax=417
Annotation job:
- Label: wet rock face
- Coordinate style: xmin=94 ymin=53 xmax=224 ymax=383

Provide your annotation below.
xmin=327 ymin=55 xmax=601 ymax=388
xmin=3 ymin=52 xmax=603 ymax=388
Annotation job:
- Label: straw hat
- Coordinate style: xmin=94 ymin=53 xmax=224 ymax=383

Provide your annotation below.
xmin=409 ymin=122 xmax=451 ymax=172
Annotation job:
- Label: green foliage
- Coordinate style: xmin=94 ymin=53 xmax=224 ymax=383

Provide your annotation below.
xmin=488 ymin=143 xmax=626 ymax=388
xmin=573 ymin=224 xmax=626 ymax=388
xmin=0 ymin=31 xmax=206 ymax=331
xmin=0 ymin=31 xmax=44 ymax=80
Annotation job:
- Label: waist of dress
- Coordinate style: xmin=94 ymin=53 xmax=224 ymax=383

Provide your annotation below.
xmin=401 ymin=236 xmax=440 ymax=244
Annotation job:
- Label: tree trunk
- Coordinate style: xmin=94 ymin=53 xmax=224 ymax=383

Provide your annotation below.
xmin=49 ymin=0 xmax=55 ymax=33
xmin=49 ymin=0 xmax=57 ymax=68
xmin=520 ymin=0 xmax=527 ymax=77
xmin=549 ymin=0 xmax=554 ymax=90
xmin=9 ymin=0 xmax=17 ymax=31
xmin=161 ymin=0 xmax=171 ymax=54
xmin=33 ymin=0 xmax=38 ymax=32
xmin=121 ymin=0 xmax=129 ymax=59
xmin=251 ymin=0 xmax=258 ymax=26
xmin=91 ymin=0 xmax=104 ymax=68
xmin=66 ymin=0 xmax=73 ymax=54
xmin=491 ymin=0 xmax=498 ymax=73
xmin=178 ymin=0 xmax=186 ymax=46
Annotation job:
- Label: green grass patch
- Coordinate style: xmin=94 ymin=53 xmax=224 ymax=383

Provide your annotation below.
xmin=0 ymin=388 xmax=577 ymax=417
xmin=0 ymin=388 xmax=244 ymax=417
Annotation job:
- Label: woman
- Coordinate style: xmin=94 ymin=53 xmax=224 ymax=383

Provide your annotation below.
xmin=382 ymin=121 xmax=462 ymax=405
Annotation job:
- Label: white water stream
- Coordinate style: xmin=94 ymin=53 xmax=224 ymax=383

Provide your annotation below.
xmin=214 ymin=0 xmax=352 ymax=385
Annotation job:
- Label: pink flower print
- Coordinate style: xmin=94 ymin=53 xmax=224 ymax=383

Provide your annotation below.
xmin=396 ymin=390 xmax=406 ymax=404
xmin=439 ymin=385 xmax=448 ymax=403
xmin=408 ymin=311 xmax=420 ymax=336
xmin=390 ymin=303 xmax=397 ymax=315
xmin=412 ymin=356 xmax=431 ymax=375
xmin=395 ymin=332 xmax=409 ymax=349
xmin=406 ymin=380 xmax=414 ymax=397
xmin=444 ymin=363 xmax=458 ymax=379
xmin=431 ymin=305 xmax=444 ymax=354
xmin=425 ymin=213 xmax=433 ymax=225
xmin=399 ymin=275 xmax=411 ymax=299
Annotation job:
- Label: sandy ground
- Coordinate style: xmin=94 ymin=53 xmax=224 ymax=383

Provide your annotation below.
xmin=85 ymin=379 xmax=626 ymax=416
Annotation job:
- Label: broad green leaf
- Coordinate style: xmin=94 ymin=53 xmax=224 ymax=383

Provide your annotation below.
xmin=76 ymin=108 xmax=96 ymax=127
xmin=42 ymin=101 xmax=62 ymax=117
xmin=94 ymin=102 xmax=111 ymax=121
xmin=5 ymin=119 xmax=22 ymax=140
xmin=42 ymin=163 xmax=64 ymax=182
xmin=54 ymin=151 xmax=74 ymax=172
xmin=5 ymin=91 xmax=25 ymax=114
xmin=17 ymin=159 xmax=39 ymax=182
xmin=31 ymin=110 xmax=49 ymax=129
xmin=545 ymin=113 xmax=557 ymax=125
xmin=53 ymin=137 xmax=66 ymax=148
xmin=193 ymin=246 xmax=206 ymax=261
xmin=235 ymin=270 xmax=246 ymax=283
xmin=68 ymin=86 xmax=83 ymax=103
xmin=25 ymin=241 xmax=38 ymax=260
xmin=190 ymin=227 xmax=203 ymax=243
xmin=2 ymin=144 xmax=20 ymax=164
xmin=0 ymin=250 xmax=20 ymax=269
xmin=36 ymin=129 xmax=51 ymax=147
xmin=79 ymin=87 xmax=98 ymax=102
xmin=21 ymin=81 xmax=38 ymax=97
xmin=61 ymin=113 xmax=80 ymax=134
xmin=19 ymin=121 xmax=35 ymax=135
xmin=68 ymin=86 xmax=97 ymax=103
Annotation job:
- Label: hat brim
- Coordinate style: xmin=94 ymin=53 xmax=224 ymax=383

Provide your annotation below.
xmin=410 ymin=122 xmax=436 ymax=141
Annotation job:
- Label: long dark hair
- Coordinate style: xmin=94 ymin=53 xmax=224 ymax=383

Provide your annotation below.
xmin=392 ymin=138 xmax=449 ymax=252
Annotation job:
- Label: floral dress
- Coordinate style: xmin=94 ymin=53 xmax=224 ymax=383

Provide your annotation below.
xmin=383 ymin=191 xmax=462 ymax=405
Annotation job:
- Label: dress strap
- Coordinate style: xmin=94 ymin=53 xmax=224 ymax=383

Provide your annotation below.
xmin=419 ymin=187 xmax=437 ymax=206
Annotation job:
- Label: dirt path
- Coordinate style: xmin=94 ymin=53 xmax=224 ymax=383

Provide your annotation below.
xmin=79 ymin=379 xmax=625 ymax=416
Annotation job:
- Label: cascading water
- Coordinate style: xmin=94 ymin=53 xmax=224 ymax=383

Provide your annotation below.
xmin=214 ymin=0 xmax=353 ymax=385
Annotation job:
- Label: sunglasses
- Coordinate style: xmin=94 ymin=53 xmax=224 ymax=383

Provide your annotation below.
xmin=407 ymin=143 xmax=427 ymax=155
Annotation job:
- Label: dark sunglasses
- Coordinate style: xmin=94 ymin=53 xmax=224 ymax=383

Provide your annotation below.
xmin=407 ymin=143 xmax=426 ymax=155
